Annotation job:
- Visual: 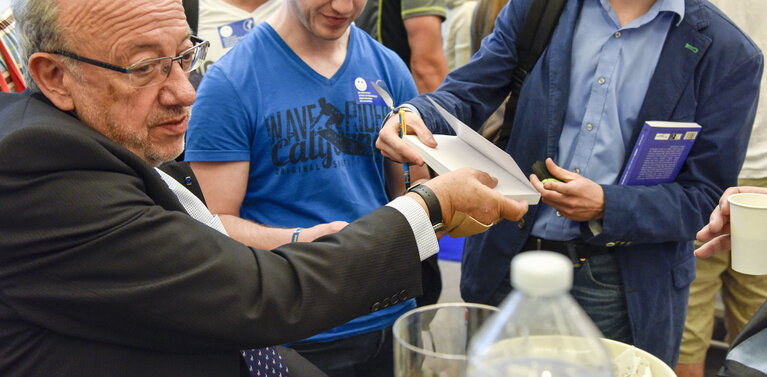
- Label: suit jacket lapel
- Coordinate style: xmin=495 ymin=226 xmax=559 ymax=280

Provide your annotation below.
xmin=158 ymin=161 xmax=208 ymax=206
xmin=635 ymin=0 xmax=710 ymax=134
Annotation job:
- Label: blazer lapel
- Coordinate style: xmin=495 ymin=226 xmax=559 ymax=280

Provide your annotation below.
xmin=635 ymin=0 xmax=710 ymax=134
xmin=158 ymin=161 xmax=208 ymax=206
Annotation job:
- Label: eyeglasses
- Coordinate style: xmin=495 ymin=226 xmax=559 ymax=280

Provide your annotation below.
xmin=47 ymin=36 xmax=210 ymax=88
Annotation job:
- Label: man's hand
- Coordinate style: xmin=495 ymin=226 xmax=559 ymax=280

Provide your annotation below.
xmin=299 ymin=221 xmax=349 ymax=242
xmin=529 ymin=158 xmax=605 ymax=221
xmin=416 ymin=168 xmax=528 ymax=229
xmin=696 ymin=186 xmax=767 ymax=258
xmin=375 ymin=111 xmax=436 ymax=165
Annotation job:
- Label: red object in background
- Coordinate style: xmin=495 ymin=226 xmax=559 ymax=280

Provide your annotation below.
xmin=0 ymin=36 xmax=25 ymax=93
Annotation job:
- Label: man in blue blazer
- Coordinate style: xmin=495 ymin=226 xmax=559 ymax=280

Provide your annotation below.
xmin=376 ymin=0 xmax=763 ymax=367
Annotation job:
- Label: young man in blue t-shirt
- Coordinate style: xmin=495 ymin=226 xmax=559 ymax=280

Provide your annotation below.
xmin=185 ymin=0 xmax=428 ymax=375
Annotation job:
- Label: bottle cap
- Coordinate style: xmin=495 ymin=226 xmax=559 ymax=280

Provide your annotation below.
xmin=511 ymin=251 xmax=572 ymax=296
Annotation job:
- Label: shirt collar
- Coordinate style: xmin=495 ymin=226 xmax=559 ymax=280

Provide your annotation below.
xmin=598 ymin=0 xmax=686 ymax=28
xmin=659 ymin=0 xmax=686 ymax=26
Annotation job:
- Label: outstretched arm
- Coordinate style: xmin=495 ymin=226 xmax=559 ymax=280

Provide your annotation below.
xmin=190 ymin=161 xmax=347 ymax=248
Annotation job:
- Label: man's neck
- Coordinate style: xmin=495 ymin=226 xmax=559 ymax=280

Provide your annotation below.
xmin=266 ymin=7 xmax=350 ymax=79
xmin=223 ymin=0 xmax=268 ymax=13
xmin=609 ymin=0 xmax=657 ymax=26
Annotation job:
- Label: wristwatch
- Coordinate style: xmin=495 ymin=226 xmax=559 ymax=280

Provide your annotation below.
xmin=407 ymin=184 xmax=444 ymax=231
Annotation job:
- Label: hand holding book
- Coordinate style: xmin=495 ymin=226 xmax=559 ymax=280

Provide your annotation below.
xmin=372 ymin=82 xmax=436 ymax=166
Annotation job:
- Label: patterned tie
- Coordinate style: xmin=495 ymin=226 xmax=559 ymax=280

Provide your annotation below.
xmin=241 ymin=349 xmax=290 ymax=377
xmin=155 ymin=169 xmax=290 ymax=377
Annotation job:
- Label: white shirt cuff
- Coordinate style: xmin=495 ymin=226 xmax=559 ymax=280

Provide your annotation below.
xmin=386 ymin=196 xmax=440 ymax=261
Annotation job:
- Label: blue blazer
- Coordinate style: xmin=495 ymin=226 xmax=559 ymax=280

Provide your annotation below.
xmin=410 ymin=0 xmax=763 ymax=366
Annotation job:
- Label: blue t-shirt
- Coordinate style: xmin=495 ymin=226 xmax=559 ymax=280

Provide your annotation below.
xmin=186 ymin=23 xmax=419 ymax=343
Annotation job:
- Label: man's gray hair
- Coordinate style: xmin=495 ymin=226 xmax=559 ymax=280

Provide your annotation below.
xmin=11 ymin=0 xmax=75 ymax=92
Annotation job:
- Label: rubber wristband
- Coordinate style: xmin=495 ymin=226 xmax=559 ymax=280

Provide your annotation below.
xmin=291 ymin=227 xmax=302 ymax=243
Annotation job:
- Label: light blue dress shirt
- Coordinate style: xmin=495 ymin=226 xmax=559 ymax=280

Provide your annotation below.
xmin=531 ymin=0 xmax=685 ymax=240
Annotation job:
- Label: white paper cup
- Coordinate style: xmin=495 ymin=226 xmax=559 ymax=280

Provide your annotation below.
xmin=728 ymin=193 xmax=767 ymax=275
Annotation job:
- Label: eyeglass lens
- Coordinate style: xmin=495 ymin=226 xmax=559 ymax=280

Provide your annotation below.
xmin=129 ymin=42 xmax=208 ymax=88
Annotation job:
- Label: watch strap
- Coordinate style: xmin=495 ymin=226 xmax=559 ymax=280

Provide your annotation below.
xmin=407 ymin=184 xmax=444 ymax=231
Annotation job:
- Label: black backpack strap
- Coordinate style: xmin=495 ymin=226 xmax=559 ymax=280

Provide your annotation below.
xmin=497 ymin=0 xmax=565 ymax=147
xmin=183 ymin=0 xmax=199 ymax=35
xmin=516 ymin=0 xmax=566 ymax=76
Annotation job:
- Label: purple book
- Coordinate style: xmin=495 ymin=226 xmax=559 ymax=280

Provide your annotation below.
xmin=619 ymin=121 xmax=701 ymax=186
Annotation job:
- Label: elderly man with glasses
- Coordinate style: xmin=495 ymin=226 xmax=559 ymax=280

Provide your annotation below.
xmin=46 ymin=36 xmax=209 ymax=89
xmin=0 ymin=0 xmax=528 ymax=376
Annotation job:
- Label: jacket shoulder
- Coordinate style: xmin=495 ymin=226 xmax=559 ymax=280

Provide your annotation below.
xmin=0 ymin=93 xmax=142 ymax=175
xmin=691 ymin=1 xmax=762 ymax=60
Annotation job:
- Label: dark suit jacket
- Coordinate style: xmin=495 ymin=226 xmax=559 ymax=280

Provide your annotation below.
xmin=157 ymin=160 xmax=207 ymax=206
xmin=0 ymin=93 xmax=423 ymax=377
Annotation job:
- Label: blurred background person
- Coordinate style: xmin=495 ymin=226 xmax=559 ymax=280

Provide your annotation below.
xmin=356 ymin=0 xmax=449 ymax=93
xmin=195 ymin=0 xmax=282 ymax=75
xmin=442 ymin=0 xmax=476 ymax=71
xmin=470 ymin=0 xmax=509 ymax=147
xmin=469 ymin=0 xmax=506 ymax=55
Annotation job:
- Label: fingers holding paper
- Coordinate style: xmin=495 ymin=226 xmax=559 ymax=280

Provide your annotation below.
xmin=695 ymin=186 xmax=767 ymax=258
xmin=425 ymin=168 xmax=528 ymax=232
xmin=376 ymin=111 xmax=436 ymax=165
xmin=530 ymin=158 xmax=605 ymax=222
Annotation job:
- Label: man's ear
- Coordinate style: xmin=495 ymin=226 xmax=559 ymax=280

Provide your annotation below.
xmin=27 ymin=53 xmax=76 ymax=111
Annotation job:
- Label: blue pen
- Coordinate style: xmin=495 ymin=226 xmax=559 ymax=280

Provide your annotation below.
xmin=398 ymin=108 xmax=410 ymax=188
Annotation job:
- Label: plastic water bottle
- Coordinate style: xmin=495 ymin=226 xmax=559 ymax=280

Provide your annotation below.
xmin=466 ymin=251 xmax=615 ymax=377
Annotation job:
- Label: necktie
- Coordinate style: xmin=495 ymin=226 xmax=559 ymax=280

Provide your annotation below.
xmin=156 ymin=169 xmax=290 ymax=377
xmin=241 ymin=348 xmax=289 ymax=377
